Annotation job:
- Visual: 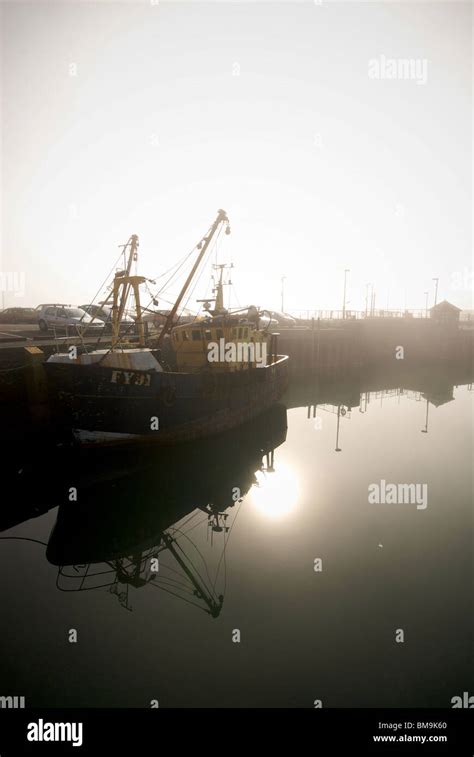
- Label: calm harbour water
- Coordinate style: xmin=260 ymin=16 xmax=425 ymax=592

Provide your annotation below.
xmin=0 ymin=363 xmax=472 ymax=708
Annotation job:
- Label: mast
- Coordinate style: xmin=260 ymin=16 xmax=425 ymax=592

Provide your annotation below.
xmin=212 ymin=263 xmax=230 ymax=312
xmin=111 ymin=234 xmax=146 ymax=348
xmin=162 ymin=532 xmax=224 ymax=617
xmin=157 ymin=209 xmax=230 ymax=346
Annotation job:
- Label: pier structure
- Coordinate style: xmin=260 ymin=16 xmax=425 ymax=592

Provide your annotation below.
xmin=277 ymin=315 xmax=473 ymax=376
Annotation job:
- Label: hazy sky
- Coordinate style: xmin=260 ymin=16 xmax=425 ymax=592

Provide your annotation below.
xmin=1 ymin=0 xmax=472 ymax=313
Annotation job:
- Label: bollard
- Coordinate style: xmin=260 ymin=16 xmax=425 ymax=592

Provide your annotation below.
xmin=23 ymin=346 xmax=50 ymax=426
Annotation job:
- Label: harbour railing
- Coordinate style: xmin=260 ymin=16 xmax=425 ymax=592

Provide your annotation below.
xmin=287 ymin=309 xmax=431 ymax=322
xmin=287 ymin=309 xmax=473 ymax=325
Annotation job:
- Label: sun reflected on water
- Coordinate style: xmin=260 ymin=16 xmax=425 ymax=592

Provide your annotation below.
xmin=249 ymin=462 xmax=299 ymax=520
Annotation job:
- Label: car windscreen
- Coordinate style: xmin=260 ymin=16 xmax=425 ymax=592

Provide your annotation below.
xmin=84 ymin=306 xmax=103 ymax=317
xmin=65 ymin=309 xmax=86 ymax=318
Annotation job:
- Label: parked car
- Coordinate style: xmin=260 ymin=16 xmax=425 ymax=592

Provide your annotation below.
xmin=0 ymin=307 xmax=37 ymax=324
xmin=79 ymin=304 xmax=135 ymax=333
xmin=36 ymin=304 xmax=104 ymax=333
xmin=141 ymin=308 xmax=194 ymax=329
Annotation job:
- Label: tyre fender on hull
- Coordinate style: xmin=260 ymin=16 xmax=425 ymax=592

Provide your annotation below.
xmin=162 ymin=379 xmax=177 ymax=407
xmin=201 ymin=371 xmax=218 ymax=399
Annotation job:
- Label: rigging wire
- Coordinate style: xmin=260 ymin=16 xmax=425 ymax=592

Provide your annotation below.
xmin=93 ymin=215 xmax=226 ymax=357
xmin=147 ymin=575 xmax=196 ymax=595
xmin=173 ymin=513 xmax=210 ymax=536
xmin=150 ymin=214 xmax=218 ymax=304
xmin=88 ymin=246 xmax=127 ymax=311
xmin=153 ymin=246 xmax=198 ymax=299
xmin=230 ymin=282 xmax=241 ymax=309
xmin=166 ymin=527 xmax=219 ymax=601
xmin=170 ymin=223 xmax=226 ymax=356
xmin=179 ymin=222 xmax=225 ymax=317
xmin=147 ymin=580 xmax=211 ymax=614
xmin=212 ymin=498 xmax=244 ymax=595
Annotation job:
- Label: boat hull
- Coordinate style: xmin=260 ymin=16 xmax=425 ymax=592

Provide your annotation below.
xmin=44 ymin=356 xmax=289 ymax=445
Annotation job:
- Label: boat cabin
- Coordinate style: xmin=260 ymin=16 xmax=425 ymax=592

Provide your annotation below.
xmin=170 ymin=317 xmax=271 ymax=372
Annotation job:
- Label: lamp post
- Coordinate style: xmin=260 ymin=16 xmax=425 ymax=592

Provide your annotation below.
xmin=365 ymin=283 xmax=372 ymax=317
xmin=342 ymin=269 xmax=350 ymax=319
xmin=335 ymin=404 xmax=342 ymax=451
xmin=432 ymin=277 xmax=439 ymax=307
xmin=280 ymin=275 xmax=286 ymax=312
xmin=421 ymin=399 xmax=430 ymax=433
xmin=424 ymin=291 xmax=429 ymax=318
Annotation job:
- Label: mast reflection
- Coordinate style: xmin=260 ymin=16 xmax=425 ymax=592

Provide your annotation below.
xmin=42 ymin=404 xmax=288 ymax=617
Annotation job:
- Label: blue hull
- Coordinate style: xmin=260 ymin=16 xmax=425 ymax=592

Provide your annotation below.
xmin=45 ymin=356 xmax=289 ymax=445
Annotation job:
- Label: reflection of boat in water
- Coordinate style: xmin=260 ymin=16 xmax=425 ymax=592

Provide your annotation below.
xmin=44 ymin=209 xmax=289 ymax=446
xmin=39 ymin=404 xmax=287 ymax=616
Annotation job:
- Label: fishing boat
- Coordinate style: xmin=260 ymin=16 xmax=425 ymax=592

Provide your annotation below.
xmin=44 ymin=209 xmax=289 ymax=445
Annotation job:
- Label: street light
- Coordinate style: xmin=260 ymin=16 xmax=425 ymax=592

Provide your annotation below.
xmin=421 ymin=399 xmax=430 ymax=433
xmin=365 ymin=283 xmax=372 ymax=317
xmin=371 ymin=287 xmax=376 ymax=316
xmin=281 ymin=275 xmax=286 ymax=312
xmin=342 ymin=269 xmax=350 ymax=319
xmin=424 ymin=291 xmax=429 ymax=318
xmin=335 ymin=404 xmax=342 ymax=451
xmin=432 ymin=277 xmax=439 ymax=307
